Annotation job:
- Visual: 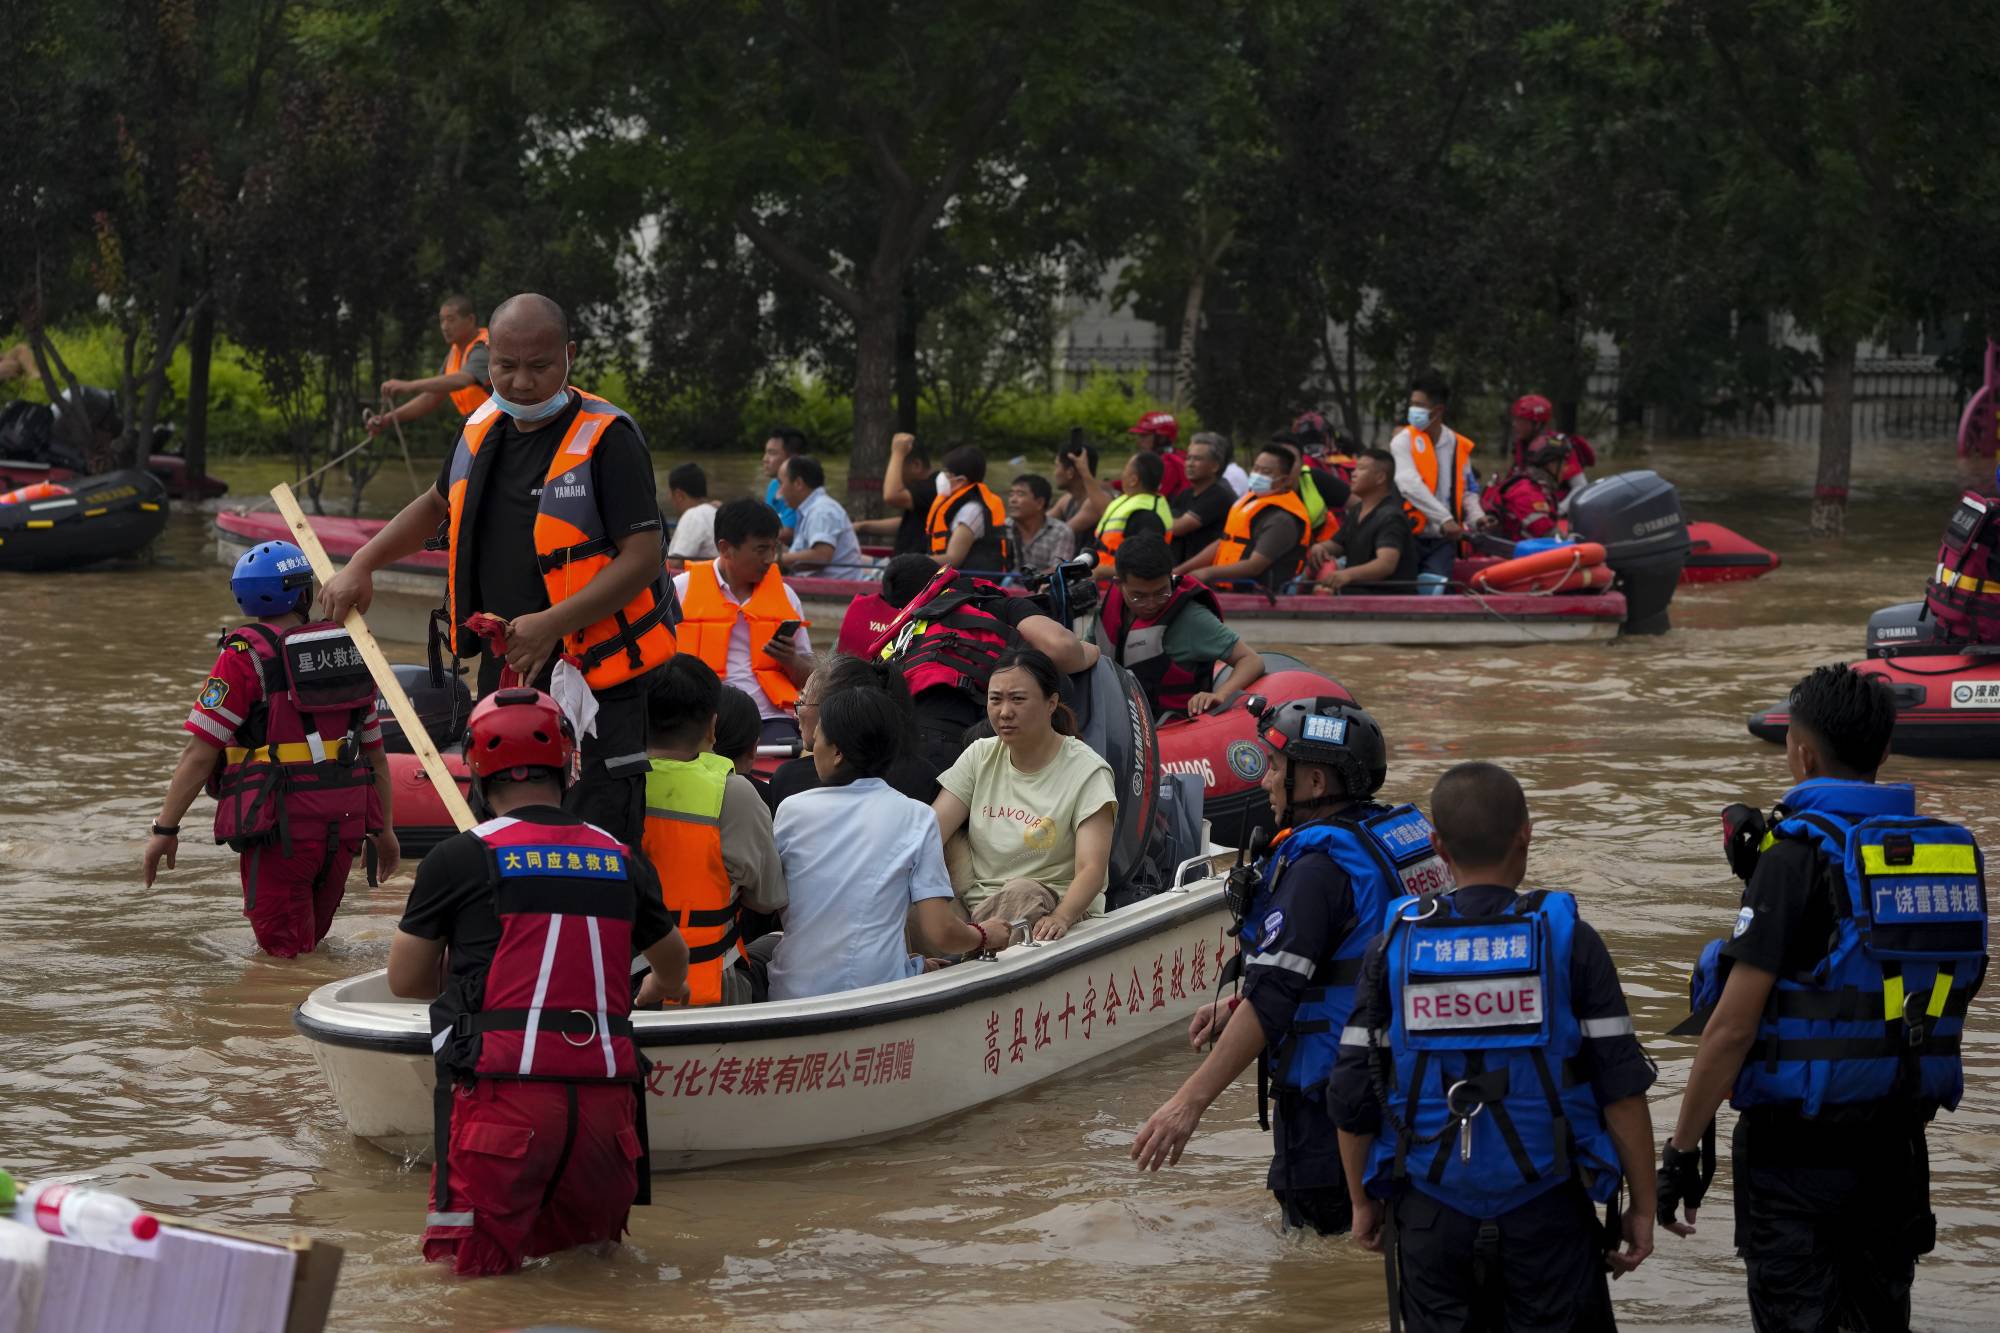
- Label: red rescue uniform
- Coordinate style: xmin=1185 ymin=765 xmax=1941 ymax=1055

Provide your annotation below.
xmin=402 ymin=807 xmax=675 ymax=1276
xmin=1488 ymin=471 xmax=1564 ymax=543
xmin=183 ymin=623 xmax=383 ymax=957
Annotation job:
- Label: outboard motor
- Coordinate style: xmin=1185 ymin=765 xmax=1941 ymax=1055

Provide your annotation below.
xmin=377 ymin=663 xmax=473 ymax=752
xmin=1068 ymin=657 xmax=1161 ymax=899
xmin=1569 ymin=470 xmax=1690 ymax=634
xmin=1866 ymin=601 xmax=1954 ymax=659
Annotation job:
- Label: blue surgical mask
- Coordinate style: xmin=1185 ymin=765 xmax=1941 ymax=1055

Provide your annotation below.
xmin=1246 ymin=472 xmax=1274 ymax=494
xmin=1408 ymin=405 xmax=1433 ymax=432
xmin=490 ymin=353 xmax=572 ymax=423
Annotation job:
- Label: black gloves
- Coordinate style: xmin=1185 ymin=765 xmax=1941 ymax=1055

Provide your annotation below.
xmin=1721 ymin=803 xmax=1769 ymax=882
xmin=1657 ymin=1131 xmax=1716 ymax=1226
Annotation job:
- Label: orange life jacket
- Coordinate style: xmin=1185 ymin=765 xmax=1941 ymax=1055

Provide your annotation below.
xmin=1214 ymin=489 xmax=1311 ymax=568
xmin=442 ymin=391 xmax=678 ymax=688
xmin=640 ymin=752 xmax=740 ymax=1007
xmin=1403 ymin=426 xmax=1474 ymax=536
xmin=443 ymin=328 xmax=491 ymax=416
xmin=926 ymin=482 xmax=1011 ymax=572
xmin=677 ymin=559 xmax=802 ymax=709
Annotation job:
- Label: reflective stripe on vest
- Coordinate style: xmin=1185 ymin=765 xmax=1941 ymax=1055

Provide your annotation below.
xmin=1729 ymin=778 xmax=1986 ymax=1116
xmin=925 ymin=483 xmax=1011 ymax=571
xmin=443 ymin=390 xmax=678 ymax=688
xmin=1214 ymin=490 xmax=1311 ymax=567
xmin=1094 ymin=491 xmax=1174 ymax=563
xmin=1404 ymin=427 xmax=1473 ymax=536
xmin=640 ymin=753 xmax=740 ymax=1005
xmin=1365 ymin=888 xmax=1623 ymax=1220
xmin=1236 ymin=805 xmax=1451 ymax=1096
xmin=443 ymin=328 xmax=490 ymax=416
xmin=676 ymin=559 xmax=801 ymax=709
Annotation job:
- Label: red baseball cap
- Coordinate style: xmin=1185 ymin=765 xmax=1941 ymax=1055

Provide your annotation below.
xmin=1128 ymin=411 xmax=1179 ymax=443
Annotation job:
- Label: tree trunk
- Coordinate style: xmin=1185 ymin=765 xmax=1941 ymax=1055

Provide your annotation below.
xmin=849 ymin=303 xmax=897 ymax=519
xmin=184 ymin=299 xmax=214 ymax=482
xmin=1173 ymin=269 xmax=1206 ymax=410
xmin=895 ymin=282 xmax=920 ymax=434
xmin=1810 ymin=337 xmax=1856 ymax=537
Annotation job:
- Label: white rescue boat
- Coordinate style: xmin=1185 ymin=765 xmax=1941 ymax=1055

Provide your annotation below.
xmin=295 ymin=861 xmax=1232 ymax=1171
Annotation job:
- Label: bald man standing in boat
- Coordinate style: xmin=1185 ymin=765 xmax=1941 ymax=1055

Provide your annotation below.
xmin=321 ymin=293 xmax=678 ymax=843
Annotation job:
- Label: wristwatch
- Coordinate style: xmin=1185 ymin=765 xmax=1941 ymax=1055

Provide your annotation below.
xmin=151 ymin=822 xmax=180 ymax=837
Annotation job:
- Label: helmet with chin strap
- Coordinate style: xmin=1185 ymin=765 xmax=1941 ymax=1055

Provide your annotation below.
xmin=230 ymin=540 xmax=314 ymax=617
xmin=1524 ymin=434 xmax=1574 ymax=471
xmin=466 ymin=688 xmax=575 ymax=788
xmin=1248 ymin=695 xmax=1387 ymax=818
xmin=1511 ymin=394 xmax=1554 ymax=425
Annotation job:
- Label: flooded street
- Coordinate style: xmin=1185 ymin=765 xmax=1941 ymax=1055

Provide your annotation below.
xmin=0 ymin=435 xmax=1995 ymax=1331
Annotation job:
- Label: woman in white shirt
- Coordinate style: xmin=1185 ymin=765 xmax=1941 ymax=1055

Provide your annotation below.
xmin=764 ymin=660 xmax=1001 ymax=1001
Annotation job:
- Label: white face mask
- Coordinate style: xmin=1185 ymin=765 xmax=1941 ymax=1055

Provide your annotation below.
xmin=1408 ymin=405 xmax=1433 ymax=432
xmin=1246 ymin=472 xmax=1275 ymax=494
xmin=937 ymin=471 xmax=957 ymax=493
xmin=491 ymin=351 xmax=572 ymax=423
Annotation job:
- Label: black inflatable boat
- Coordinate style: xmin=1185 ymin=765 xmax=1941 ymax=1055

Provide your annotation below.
xmin=0 ymin=469 xmax=170 ymax=571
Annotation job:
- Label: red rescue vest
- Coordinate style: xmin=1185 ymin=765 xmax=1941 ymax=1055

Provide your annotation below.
xmin=427 ymin=814 xmax=648 ymax=1214
xmin=205 ymin=621 xmax=380 ymax=852
xmin=1926 ymin=490 xmax=2000 ymax=642
xmin=1490 ymin=470 xmax=1563 ymax=543
xmin=1098 ymin=576 xmax=1223 ymax=713
xmin=873 ymin=572 xmax=1018 ymax=704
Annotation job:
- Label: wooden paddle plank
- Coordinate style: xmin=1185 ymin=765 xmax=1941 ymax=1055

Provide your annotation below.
xmin=269 ymin=483 xmax=475 ymax=833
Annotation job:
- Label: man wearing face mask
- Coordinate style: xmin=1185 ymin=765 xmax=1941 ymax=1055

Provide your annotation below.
xmin=321 ymin=293 xmax=677 ymax=844
xmin=1388 ymin=372 xmax=1485 ymax=592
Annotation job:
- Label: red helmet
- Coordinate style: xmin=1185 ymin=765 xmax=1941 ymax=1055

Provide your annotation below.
xmin=466 ymin=688 xmax=575 ymax=780
xmin=1128 ymin=411 xmax=1179 ymax=444
xmin=1511 ymin=394 xmax=1554 ymax=425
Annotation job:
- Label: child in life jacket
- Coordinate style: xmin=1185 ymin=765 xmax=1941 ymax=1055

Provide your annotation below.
xmin=143 ymin=541 xmax=398 ymax=957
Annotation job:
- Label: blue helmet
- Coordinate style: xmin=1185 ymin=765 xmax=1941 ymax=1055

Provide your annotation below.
xmin=230 ymin=541 xmax=314 ymax=617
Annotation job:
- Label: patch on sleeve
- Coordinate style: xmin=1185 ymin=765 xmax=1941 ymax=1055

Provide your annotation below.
xmin=1732 ymin=906 xmax=1755 ymax=939
xmin=197 ymin=677 xmax=230 ymax=710
xmin=1258 ymin=909 xmax=1285 ymax=949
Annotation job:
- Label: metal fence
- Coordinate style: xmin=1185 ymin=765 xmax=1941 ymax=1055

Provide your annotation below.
xmin=1057 ymin=339 xmax=1971 ymax=445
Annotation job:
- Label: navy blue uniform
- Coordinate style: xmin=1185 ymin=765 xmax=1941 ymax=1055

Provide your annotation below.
xmin=1241 ymin=845 xmax=1355 ymax=1230
xmin=1722 ymin=837 xmax=1930 ymax=1332
xmin=1331 ymin=883 xmax=1653 ymax=1332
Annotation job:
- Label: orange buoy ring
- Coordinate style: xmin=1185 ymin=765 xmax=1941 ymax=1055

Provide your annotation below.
xmin=1470 ymin=541 xmax=1608 ymax=594
xmin=0 ymin=481 xmax=72 ymax=506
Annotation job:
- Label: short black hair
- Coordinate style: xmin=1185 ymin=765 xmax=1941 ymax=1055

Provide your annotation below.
xmin=1128 ymin=450 xmax=1165 ymax=493
xmin=1113 ymin=534 xmax=1174 ymax=581
xmin=1410 ymin=370 xmax=1451 ymax=404
xmin=648 ymin=653 xmax=722 ymax=747
xmin=942 ymin=444 xmax=987 ymax=485
xmin=816 ymin=657 xmax=915 ymax=784
xmin=1059 ymin=441 xmax=1099 ymax=477
xmin=1256 ymin=440 xmax=1299 ymax=471
xmin=713 ymin=686 xmax=762 ymax=763
xmin=783 ymin=454 xmax=825 ymax=491
xmin=1787 ymin=663 xmax=1896 ymax=777
xmin=667 ymin=462 xmax=707 ymax=498
xmin=1122 ymin=509 xmax=1167 ymax=543
xmin=882 ymin=553 xmax=942 ymax=607
xmin=765 ymin=426 xmax=810 ymax=456
xmin=440 ymin=292 xmax=476 ymax=317
xmin=1011 ymin=474 xmax=1053 ymax=506
xmin=715 ymin=497 xmax=781 ymax=547
xmin=1359 ymin=447 xmax=1394 ymax=466
xmin=1430 ymin=761 xmax=1529 ymax=867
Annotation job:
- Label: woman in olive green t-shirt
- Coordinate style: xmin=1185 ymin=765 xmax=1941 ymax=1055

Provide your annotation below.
xmin=933 ymin=649 xmax=1117 ymax=941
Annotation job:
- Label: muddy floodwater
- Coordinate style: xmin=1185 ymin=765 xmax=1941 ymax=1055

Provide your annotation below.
xmin=1 ymin=435 xmax=1995 ymax=1331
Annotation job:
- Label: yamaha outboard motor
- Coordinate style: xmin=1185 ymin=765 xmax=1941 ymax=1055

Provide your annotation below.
xmin=1569 ymin=470 xmax=1690 ymax=634
xmin=377 ymin=663 xmax=473 ymax=752
xmin=1866 ymin=601 xmax=1954 ymax=659
xmin=1068 ymin=657 xmax=1162 ymax=900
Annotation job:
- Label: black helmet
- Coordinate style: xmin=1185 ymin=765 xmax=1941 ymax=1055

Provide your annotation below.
xmin=1248 ymin=695 xmax=1387 ymax=800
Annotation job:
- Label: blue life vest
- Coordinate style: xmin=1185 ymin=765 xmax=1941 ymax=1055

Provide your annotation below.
xmin=1724 ymin=779 xmax=1987 ymax=1116
xmin=1364 ymin=889 xmax=1622 ymax=1220
xmin=1238 ymin=803 xmax=1450 ymax=1095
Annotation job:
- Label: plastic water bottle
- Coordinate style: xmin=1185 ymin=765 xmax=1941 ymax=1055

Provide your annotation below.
xmin=0 ymin=1171 xmax=160 ymax=1256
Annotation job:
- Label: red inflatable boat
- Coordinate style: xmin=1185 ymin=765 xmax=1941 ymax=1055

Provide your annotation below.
xmin=0 ymin=453 xmax=227 ymax=500
xmin=1746 ymin=602 xmax=2000 ymax=759
xmin=1682 ymin=521 xmax=1780 ymax=584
